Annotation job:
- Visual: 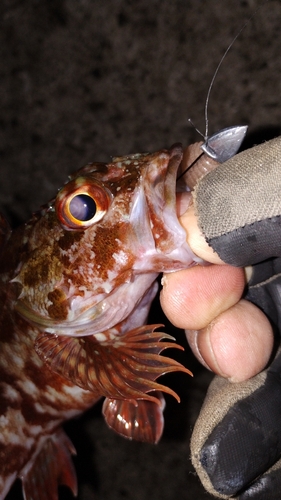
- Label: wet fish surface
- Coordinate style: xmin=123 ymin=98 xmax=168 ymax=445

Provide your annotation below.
xmin=0 ymin=145 xmax=196 ymax=499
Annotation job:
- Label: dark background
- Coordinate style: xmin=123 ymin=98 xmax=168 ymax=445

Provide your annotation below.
xmin=1 ymin=1 xmax=281 ymax=499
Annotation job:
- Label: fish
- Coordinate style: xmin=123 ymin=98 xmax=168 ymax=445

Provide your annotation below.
xmin=0 ymin=143 xmax=199 ymax=500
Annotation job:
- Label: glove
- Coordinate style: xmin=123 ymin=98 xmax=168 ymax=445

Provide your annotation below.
xmin=190 ymin=137 xmax=281 ymax=499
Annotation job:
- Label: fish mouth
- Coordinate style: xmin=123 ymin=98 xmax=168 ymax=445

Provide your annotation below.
xmin=131 ymin=142 xmax=200 ymax=267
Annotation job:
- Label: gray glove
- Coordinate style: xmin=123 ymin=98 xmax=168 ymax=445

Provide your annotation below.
xmin=191 ymin=137 xmax=281 ymax=499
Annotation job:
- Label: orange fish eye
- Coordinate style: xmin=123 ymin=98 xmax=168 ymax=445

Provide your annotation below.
xmin=55 ymin=178 xmax=111 ymax=230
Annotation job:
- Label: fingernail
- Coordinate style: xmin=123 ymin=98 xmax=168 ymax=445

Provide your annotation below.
xmin=200 ymin=325 xmax=232 ymax=379
xmin=185 ymin=329 xmax=213 ymax=371
xmin=161 ymin=275 xmax=167 ymax=287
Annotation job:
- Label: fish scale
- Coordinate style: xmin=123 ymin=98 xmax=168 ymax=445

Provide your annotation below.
xmin=0 ymin=144 xmax=195 ymax=500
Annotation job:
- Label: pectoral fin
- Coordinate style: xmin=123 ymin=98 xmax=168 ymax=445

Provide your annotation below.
xmin=102 ymin=392 xmax=165 ymax=443
xmin=35 ymin=324 xmax=192 ymax=404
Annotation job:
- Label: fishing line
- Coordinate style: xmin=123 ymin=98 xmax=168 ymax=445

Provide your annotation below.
xmin=177 ymin=0 xmax=270 ymax=181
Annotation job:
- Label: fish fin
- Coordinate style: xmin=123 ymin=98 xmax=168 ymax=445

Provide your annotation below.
xmin=21 ymin=429 xmax=77 ymax=500
xmin=35 ymin=324 xmax=192 ymax=404
xmin=102 ymin=392 xmax=165 ymax=443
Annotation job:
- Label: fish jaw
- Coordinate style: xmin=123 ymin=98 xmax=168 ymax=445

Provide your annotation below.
xmin=15 ymin=273 xmax=159 ymax=337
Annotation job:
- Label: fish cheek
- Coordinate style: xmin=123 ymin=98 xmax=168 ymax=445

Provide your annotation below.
xmin=91 ymin=222 xmax=134 ymax=280
xmin=57 ymin=230 xmax=83 ymax=251
xmin=21 ymin=249 xmax=62 ymax=289
xmin=47 ymin=289 xmax=68 ymax=321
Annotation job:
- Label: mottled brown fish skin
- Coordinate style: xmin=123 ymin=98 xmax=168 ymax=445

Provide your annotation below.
xmin=0 ymin=145 xmax=194 ymax=499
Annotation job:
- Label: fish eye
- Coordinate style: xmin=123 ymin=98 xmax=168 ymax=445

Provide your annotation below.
xmin=69 ymin=194 xmax=97 ymax=221
xmin=55 ymin=177 xmax=111 ymax=230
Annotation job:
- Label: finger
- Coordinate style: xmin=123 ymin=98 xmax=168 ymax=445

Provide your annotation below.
xmin=186 ymin=299 xmax=274 ymax=382
xmin=160 ymin=264 xmax=245 ymax=330
xmin=178 ymin=198 xmax=224 ymax=264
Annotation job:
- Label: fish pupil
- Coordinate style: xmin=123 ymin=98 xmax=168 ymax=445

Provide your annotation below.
xmin=69 ymin=194 xmax=97 ymax=221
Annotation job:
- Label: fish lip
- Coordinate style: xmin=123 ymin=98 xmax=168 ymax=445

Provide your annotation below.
xmin=138 ymin=142 xmax=198 ymax=264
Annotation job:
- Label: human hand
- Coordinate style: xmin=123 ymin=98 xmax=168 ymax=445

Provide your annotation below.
xmin=160 ymin=200 xmax=274 ymax=382
xmin=161 ymin=137 xmax=281 ymax=498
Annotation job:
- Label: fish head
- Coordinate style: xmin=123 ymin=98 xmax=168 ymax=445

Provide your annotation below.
xmin=12 ymin=144 xmax=197 ymax=337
